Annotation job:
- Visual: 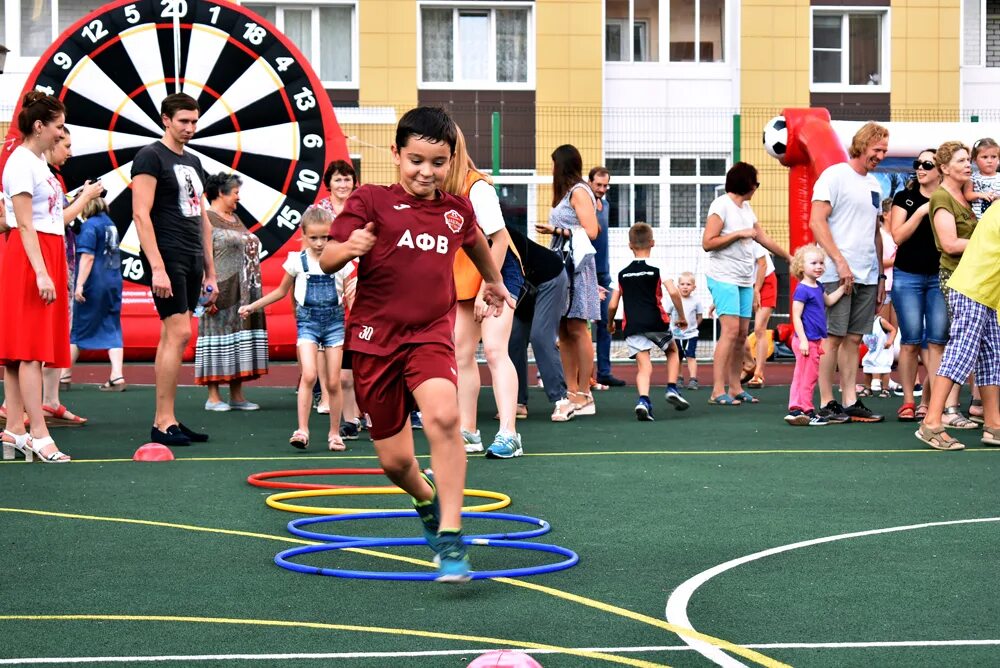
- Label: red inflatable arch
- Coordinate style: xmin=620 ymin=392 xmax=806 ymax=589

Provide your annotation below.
xmin=778 ymin=108 xmax=850 ymax=256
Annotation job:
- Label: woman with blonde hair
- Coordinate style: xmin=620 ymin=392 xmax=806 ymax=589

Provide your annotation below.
xmin=442 ymin=127 xmax=525 ymax=459
xmin=928 ymin=140 xmax=979 ymax=430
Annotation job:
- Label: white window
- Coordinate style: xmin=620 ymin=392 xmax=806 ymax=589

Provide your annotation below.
xmin=2 ymin=0 xmax=93 ymax=58
xmin=667 ymin=157 xmax=726 ymax=229
xmin=606 ymin=157 xmax=661 ymax=227
xmin=963 ymin=0 xmax=1000 ymax=67
xmin=419 ymin=3 xmax=533 ymax=88
xmin=811 ymin=8 xmax=889 ymax=91
xmin=605 ymin=156 xmax=727 ymax=228
xmin=244 ymin=3 xmax=357 ymax=87
xmin=668 ymin=0 xmax=725 ymax=63
xmin=606 ymin=0 xmax=657 ymax=62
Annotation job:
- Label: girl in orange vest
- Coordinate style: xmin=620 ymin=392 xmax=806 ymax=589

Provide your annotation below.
xmin=442 ymin=128 xmax=525 ymax=459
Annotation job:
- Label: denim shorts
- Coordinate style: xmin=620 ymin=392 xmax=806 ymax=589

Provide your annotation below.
xmin=707 ymin=276 xmax=753 ymax=318
xmin=675 ymin=337 xmax=698 ymax=359
xmin=891 ymin=269 xmax=948 ymax=346
xmin=296 ymin=305 xmax=345 ymax=348
xmin=501 ymin=251 xmax=525 ymax=303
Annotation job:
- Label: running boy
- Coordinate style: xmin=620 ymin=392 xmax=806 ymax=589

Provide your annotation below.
xmin=607 ymin=223 xmax=689 ymax=421
xmin=320 ymin=107 xmax=513 ymax=582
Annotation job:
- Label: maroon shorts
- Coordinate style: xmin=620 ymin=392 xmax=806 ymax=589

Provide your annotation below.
xmin=759 ymin=272 xmax=778 ymax=309
xmin=351 ymin=342 xmax=458 ymax=440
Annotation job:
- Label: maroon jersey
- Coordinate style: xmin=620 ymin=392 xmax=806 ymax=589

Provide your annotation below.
xmin=332 ymin=183 xmax=480 ymax=355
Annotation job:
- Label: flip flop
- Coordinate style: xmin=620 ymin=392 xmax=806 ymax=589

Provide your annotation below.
xmin=734 ymin=391 xmax=759 ymax=404
xmin=708 ymin=394 xmax=741 ymax=406
xmin=915 ymin=423 xmax=965 ymax=451
xmin=98 ymin=377 xmax=128 ymax=392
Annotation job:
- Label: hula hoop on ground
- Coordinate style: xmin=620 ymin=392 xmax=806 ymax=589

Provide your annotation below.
xmin=274 ymin=537 xmax=579 ymax=581
xmin=287 ymin=511 xmax=551 ymax=542
xmin=265 ymin=487 xmax=511 ymax=515
xmin=247 ymin=468 xmax=390 ymax=490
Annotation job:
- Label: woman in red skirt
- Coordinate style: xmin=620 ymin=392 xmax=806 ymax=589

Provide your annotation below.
xmin=0 ymin=92 xmax=72 ymax=462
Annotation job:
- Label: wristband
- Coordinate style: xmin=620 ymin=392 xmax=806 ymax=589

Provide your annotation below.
xmin=878 ymin=274 xmax=887 ymax=281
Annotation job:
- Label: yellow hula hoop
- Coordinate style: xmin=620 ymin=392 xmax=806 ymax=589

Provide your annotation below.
xmin=265 ymin=486 xmax=512 ymax=515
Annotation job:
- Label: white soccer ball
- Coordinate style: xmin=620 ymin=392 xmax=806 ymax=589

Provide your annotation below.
xmin=762 ymin=116 xmax=788 ymax=160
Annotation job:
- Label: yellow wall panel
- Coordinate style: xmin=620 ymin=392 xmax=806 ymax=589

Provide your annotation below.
xmin=358 ymin=0 xmax=416 ymax=108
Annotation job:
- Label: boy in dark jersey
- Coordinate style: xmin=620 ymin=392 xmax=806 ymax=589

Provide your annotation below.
xmin=320 ymin=107 xmax=513 ymax=582
xmin=607 ymin=223 xmax=689 ymax=421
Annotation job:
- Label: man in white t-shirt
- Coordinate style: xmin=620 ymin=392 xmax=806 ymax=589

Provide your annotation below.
xmin=809 ymin=121 xmax=888 ymax=424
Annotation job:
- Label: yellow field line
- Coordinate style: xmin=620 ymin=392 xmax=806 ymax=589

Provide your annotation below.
xmin=0 ymin=507 xmax=788 ymax=667
xmin=0 ymin=614 xmax=666 ymax=668
xmin=1 ymin=448 xmax=982 ymax=465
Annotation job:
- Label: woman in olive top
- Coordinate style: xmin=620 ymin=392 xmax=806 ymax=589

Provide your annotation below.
xmin=928 ymin=140 xmax=979 ymax=430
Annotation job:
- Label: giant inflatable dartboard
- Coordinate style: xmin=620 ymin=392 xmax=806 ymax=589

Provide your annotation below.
xmin=7 ymin=0 xmax=348 ymax=285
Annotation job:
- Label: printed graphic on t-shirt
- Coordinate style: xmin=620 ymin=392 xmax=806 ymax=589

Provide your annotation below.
xmin=103 ymin=225 xmax=120 ymax=269
xmin=46 ymin=175 xmax=63 ymax=222
xmin=174 ymin=164 xmax=203 ymax=217
xmin=444 ymin=209 xmax=464 ymax=233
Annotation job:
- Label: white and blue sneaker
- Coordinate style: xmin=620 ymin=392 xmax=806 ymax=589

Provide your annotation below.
xmin=462 ymin=429 xmax=483 ymax=453
xmin=635 ymin=397 xmax=654 ymax=421
xmin=665 ymin=387 xmax=690 ymax=411
xmin=485 ymin=432 xmax=523 ymax=459
xmin=410 ymin=411 xmax=423 ymax=429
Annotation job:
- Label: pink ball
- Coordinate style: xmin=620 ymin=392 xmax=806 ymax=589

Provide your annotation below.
xmin=467 ymin=650 xmax=543 ymax=667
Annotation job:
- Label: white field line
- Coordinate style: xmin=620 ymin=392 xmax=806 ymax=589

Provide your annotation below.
xmin=664 ymin=516 xmax=1000 ymax=667
xmin=5 ymin=640 xmax=1000 ymax=664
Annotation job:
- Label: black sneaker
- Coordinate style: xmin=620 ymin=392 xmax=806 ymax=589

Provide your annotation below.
xmin=844 ymin=400 xmax=884 ymax=423
xmin=818 ymin=400 xmax=851 ymax=424
xmin=340 ymin=419 xmax=360 ymax=441
xmin=177 ymin=423 xmax=209 ymax=442
xmin=598 ymin=375 xmax=627 ymax=387
xmin=150 ymin=425 xmax=192 ymax=446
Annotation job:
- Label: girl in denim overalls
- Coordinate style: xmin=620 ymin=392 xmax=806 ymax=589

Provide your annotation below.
xmin=240 ymin=208 xmax=350 ymax=450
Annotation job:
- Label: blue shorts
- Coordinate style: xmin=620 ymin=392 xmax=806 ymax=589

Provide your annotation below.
xmin=707 ymin=277 xmax=753 ymax=319
xmin=675 ymin=337 xmax=698 ymax=359
xmin=501 ymin=250 xmax=525 ymax=302
xmin=891 ymin=269 xmax=948 ymax=346
xmin=296 ymin=305 xmax=345 ymax=348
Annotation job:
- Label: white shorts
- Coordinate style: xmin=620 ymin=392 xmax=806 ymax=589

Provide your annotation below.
xmin=626 ymin=331 xmax=673 ymax=358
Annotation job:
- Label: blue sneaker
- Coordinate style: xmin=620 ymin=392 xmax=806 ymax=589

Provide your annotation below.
xmin=485 ymin=432 xmax=523 ymax=459
xmin=434 ymin=530 xmax=471 ymax=583
xmin=665 ymin=387 xmax=690 ymax=411
xmin=635 ymin=397 xmax=654 ymax=421
xmin=412 ymin=470 xmax=442 ymax=553
xmin=410 ymin=411 xmax=423 ymax=429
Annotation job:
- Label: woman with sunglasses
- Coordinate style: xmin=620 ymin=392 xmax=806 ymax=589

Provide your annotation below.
xmin=888 ymin=150 xmax=946 ymax=422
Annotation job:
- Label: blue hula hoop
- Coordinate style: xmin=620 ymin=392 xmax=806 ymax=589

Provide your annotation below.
xmin=287 ymin=511 xmax=551 ymax=543
xmin=275 ymin=537 xmax=579 ymax=581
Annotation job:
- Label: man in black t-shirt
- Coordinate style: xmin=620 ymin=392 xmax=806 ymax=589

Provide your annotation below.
xmin=132 ymin=93 xmax=218 ymax=446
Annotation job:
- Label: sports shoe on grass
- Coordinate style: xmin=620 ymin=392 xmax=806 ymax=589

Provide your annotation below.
xmin=410 ymin=411 xmax=423 ymax=429
xmin=845 ymin=400 xmax=884 ymax=423
xmin=412 ymin=470 xmax=442 ymax=553
xmin=665 ymin=387 xmax=690 ymax=411
xmin=783 ymin=409 xmax=810 ymax=426
xmin=635 ymin=397 xmax=654 ymax=421
xmin=485 ymin=432 xmax=523 ymax=459
xmin=462 ymin=429 xmax=483 ymax=454
xmin=808 ymin=411 xmax=829 ymax=426
xmin=434 ymin=530 xmax=471 ymax=583
xmin=818 ymin=400 xmax=851 ymax=424
xmin=340 ymin=419 xmax=361 ymax=441
xmin=686 ymin=378 xmax=699 ymax=391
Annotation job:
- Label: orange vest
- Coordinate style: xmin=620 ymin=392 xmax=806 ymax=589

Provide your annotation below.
xmin=453 ymin=171 xmax=522 ymax=300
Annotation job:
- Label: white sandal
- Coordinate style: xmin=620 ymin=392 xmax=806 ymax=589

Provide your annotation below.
xmin=2 ymin=430 xmax=34 ymax=462
xmin=29 ymin=436 xmax=71 ymax=463
xmin=289 ymin=429 xmax=309 ymax=450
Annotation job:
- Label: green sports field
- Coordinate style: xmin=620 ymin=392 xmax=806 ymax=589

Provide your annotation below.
xmin=2 ymin=377 xmax=999 ymax=667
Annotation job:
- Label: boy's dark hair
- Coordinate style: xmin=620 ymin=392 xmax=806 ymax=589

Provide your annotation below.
xmin=395 ymin=107 xmax=457 ymax=154
xmin=17 ymin=91 xmax=65 ymax=137
xmin=725 ymin=162 xmax=759 ymax=196
xmin=551 ymin=144 xmax=583 ymax=207
xmin=628 ymin=222 xmax=654 ymax=249
xmin=588 ymin=165 xmax=609 ymax=181
xmin=323 ymin=159 xmax=358 ymax=190
xmin=160 ymin=93 xmax=200 ymax=120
